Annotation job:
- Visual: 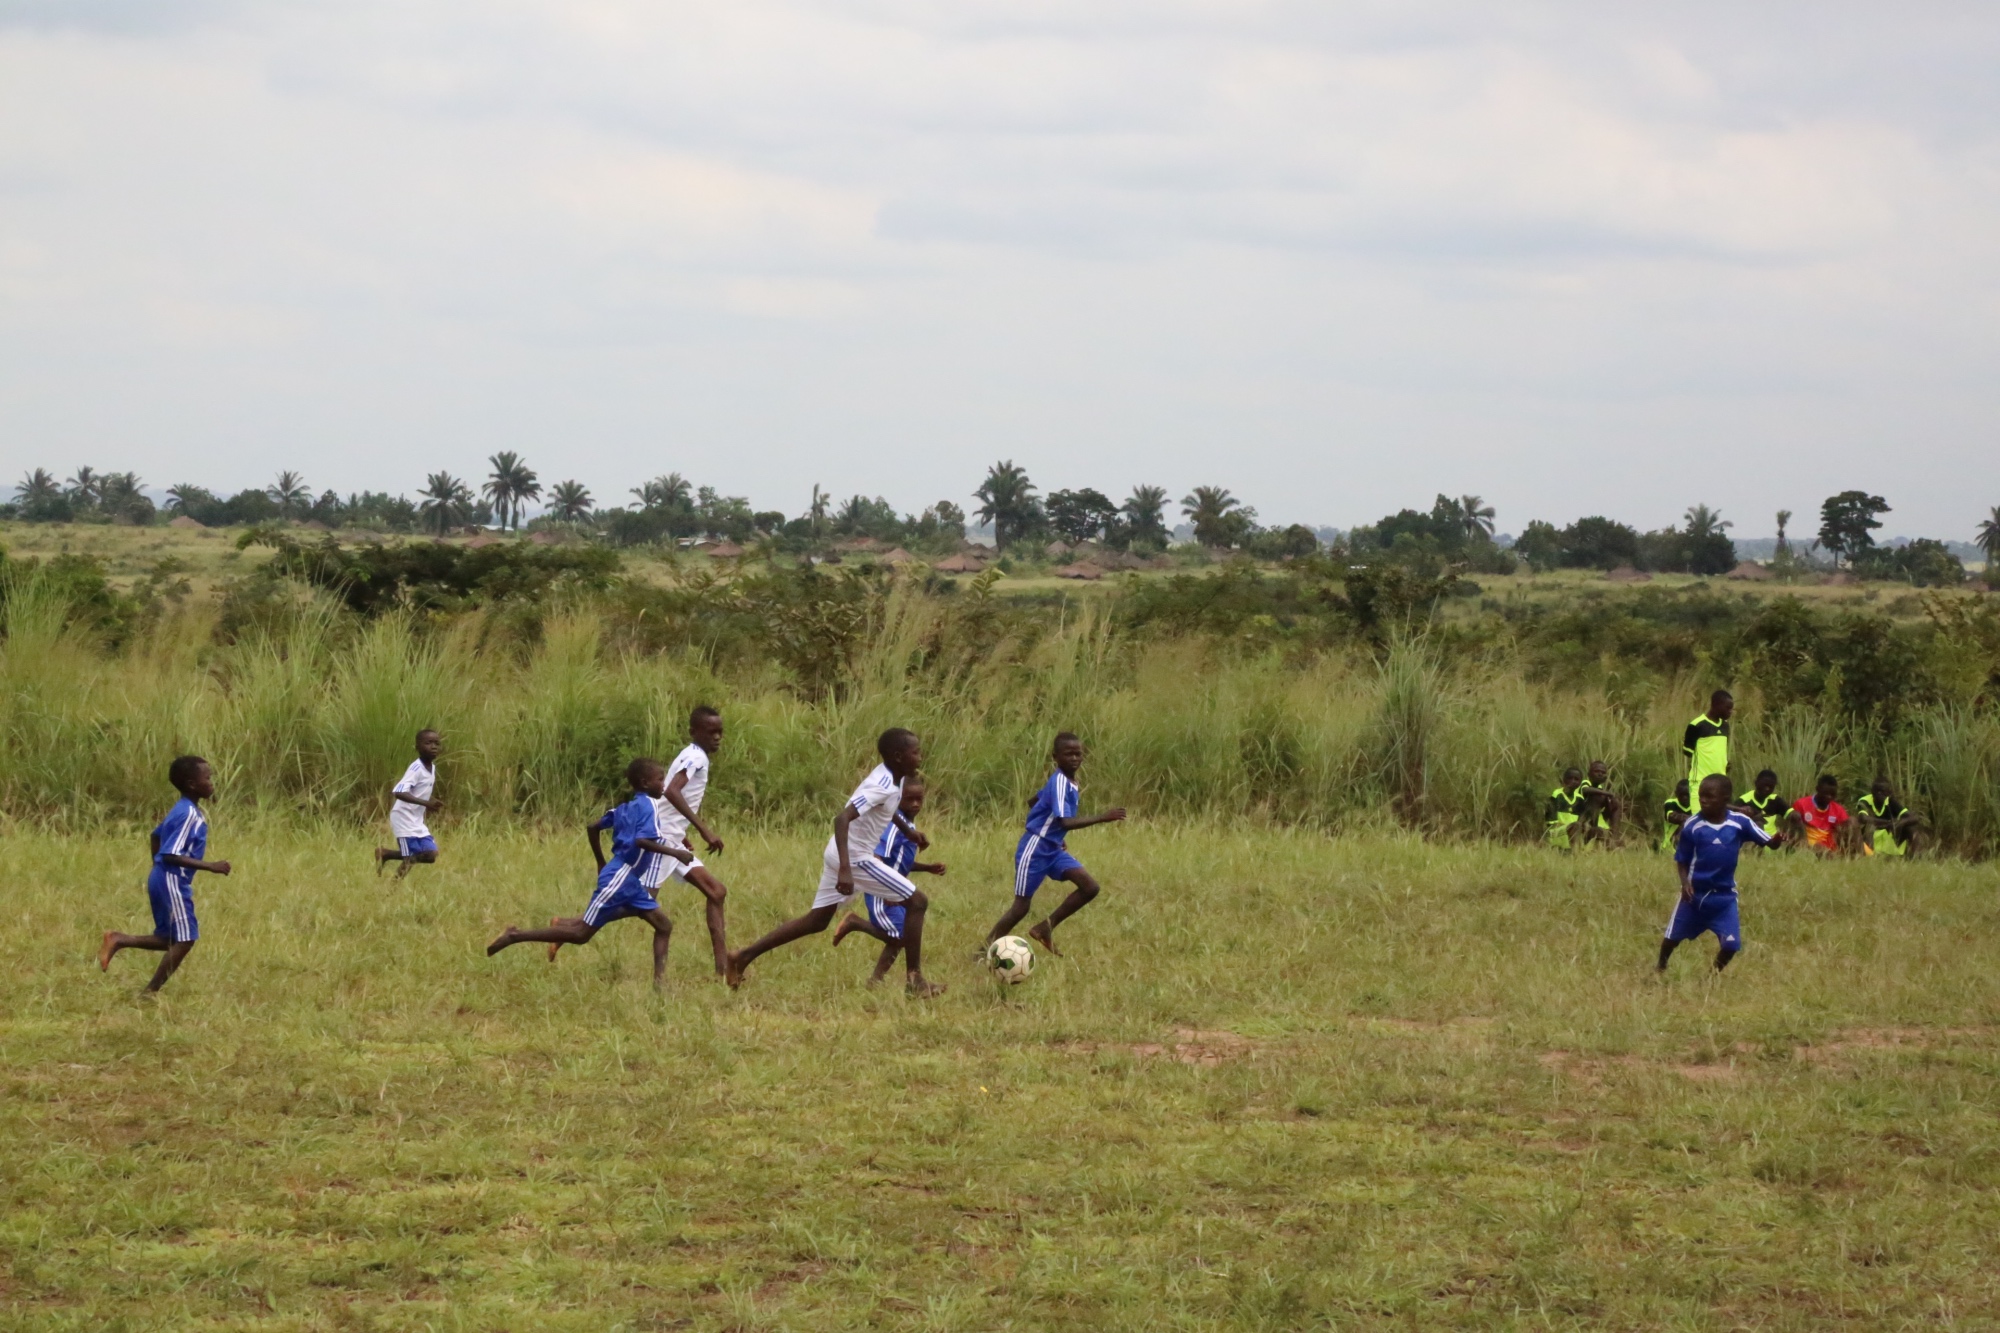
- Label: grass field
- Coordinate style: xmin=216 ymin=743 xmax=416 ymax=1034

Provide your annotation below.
xmin=6 ymin=821 xmax=2000 ymax=1330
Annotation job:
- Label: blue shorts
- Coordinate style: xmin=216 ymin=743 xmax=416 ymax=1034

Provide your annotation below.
xmin=398 ymin=835 xmax=438 ymax=858
xmin=1013 ymin=836 xmax=1083 ymax=899
xmin=863 ymin=893 xmax=906 ymax=940
xmin=147 ymin=867 xmax=199 ymax=943
xmin=1665 ymin=891 xmax=1741 ymax=948
xmin=582 ymin=862 xmax=660 ymax=928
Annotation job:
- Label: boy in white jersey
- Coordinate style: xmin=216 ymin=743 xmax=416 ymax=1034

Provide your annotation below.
xmin=550 ymin=706 xmax=733 ymax=976
xmin=374 ymin=729 xmax=442 ymax=878
xmin=725 ymin=727 xmax=943 ymax=997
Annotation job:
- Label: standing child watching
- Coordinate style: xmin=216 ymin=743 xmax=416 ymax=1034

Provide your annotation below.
xmin=375 ymin=729 xmax=443 ymax=879
xmin=985 ymin=732 xmax=1126 ymax=957
xmin=726 ymin=728 xmax=943 ymax=997
xmin=834 ymin=776 xmax=946 ymax=985
xmin=1659 ymin=774 xmax=1783 ymax=974
xmin=486 ymin=758 xmax=688 ymax=985
xmin=100 ymin=755 xmax=232 ymax=992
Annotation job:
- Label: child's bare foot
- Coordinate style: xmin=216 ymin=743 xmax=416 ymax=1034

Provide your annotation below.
xmin=724 ymin=951 xmax=746 ymax=990
xmin=395 ymin=860 xmax=413 ymax=880
xmin=546 ymin=918 xmax=564 ymax=962
xmin=905 ymin=976 xmax=946 ymax=999
xmin=866 ymin=973 xmax=889 ymax=988
xmin=98 ymin=932 xmax=117 ymax=972
xmin=374 ymin=847 xmax=389 ymax=877
xmin=1028 ymin=922 xmax=1063 ymax=957
xmin=486 ymin=927 xmax=517 ymax=957
xmin=832 ymin=914 xmax=863 ymax=948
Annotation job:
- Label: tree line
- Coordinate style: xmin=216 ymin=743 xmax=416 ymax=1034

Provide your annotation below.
xmin=8 ymin=455 xmax=1998 ymax=583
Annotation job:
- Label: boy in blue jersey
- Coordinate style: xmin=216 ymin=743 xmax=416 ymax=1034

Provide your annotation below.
xmin=985 ymin=732 xmax=1125 ymax=957
xmin=727 ymin=728 xmax=943 ymax=997
xmin=99 ymin=755 xmax=232 ymax=992
xmin=833 ymin=776 xmax=947 ymax=985
xmin=1658 ymin=774 xmax=1785 ymax=974
xmin=486 ymin=758 xmax=689 ymax=985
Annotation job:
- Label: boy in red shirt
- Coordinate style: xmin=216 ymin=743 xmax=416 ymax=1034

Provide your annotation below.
xmin=1788 ymin=774 xmax=1850 ymax=854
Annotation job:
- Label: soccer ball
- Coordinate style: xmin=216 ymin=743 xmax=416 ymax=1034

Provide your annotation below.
xmin=985 ymin=935 xmax=1035 ymax=984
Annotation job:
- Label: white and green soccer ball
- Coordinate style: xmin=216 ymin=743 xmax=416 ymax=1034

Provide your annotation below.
xmin=985 ymin=935 xmax=1035 ymax=984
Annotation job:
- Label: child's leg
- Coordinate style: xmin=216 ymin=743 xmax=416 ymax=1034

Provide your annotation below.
xmin=1714 ymin=945 xmax=1739 ymax=972
xmin=637 ymin=906 xmax=674 ymax=984
xmin=682 ymin=867 xmax=730 ymax=977
xmin=1029 ymin=867 xmax=1101 ymax=956
xmin=986 ymin=896 xmax=1032 ymax=946
xmin=488 ymin=920 xmax=600 ymax=955
xmin=897 ymin=889 xmax=942 ymax=997
xmin=725 ymin=905 xmax=839 ymax=987
xmin=834 ymin=913 xmax=892 ymax=948
xmin=1656 ymin=937 xmax=1679 ymax=971
xmin=870 ymin=940 xmax=902 ymax=983
xmin=100 ymin=931 xmax=170 ymax=971
xmin=144 ymin=940 xmax=195 ymax=992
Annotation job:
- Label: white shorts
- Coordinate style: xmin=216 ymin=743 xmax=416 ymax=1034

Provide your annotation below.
xmin=812 ymin=851 xmax=917 ymax=910
xmin=640 ymin=853 xmax=705 ymax=890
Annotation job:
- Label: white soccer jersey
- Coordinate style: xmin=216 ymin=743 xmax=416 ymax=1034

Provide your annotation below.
xmin=823 ymin=762 xmax=904 ymax=866
xmin=389 ymin=758 xmax=435 ymax=839
xmin=655 ymin=743 xmax=710 ymax=845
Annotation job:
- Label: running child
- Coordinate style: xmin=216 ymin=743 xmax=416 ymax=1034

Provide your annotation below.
xmin=1658 ymin=774 xmax=1784 ymax=975
xmin=486 ymin=758 xmax=687 ymax=985
xmin=833 ymin=775 xmax=946 ymax=985
xmin=99 ymin=755 xmax=232 ymax=992
xmin=725 ymin=728 xmax=943 ymax=997
xmin=375 ymin=729 xmax=443 ymax=878
xmin=985 ymin=732 xmax=1125 ymax=957
xmin=548 ymin=707 xmax=733 ymax=975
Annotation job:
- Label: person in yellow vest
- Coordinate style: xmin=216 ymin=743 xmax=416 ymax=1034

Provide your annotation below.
xmin=1579 ymin=759 xmax=1621 ymax=844
xmin=1659 ymin=779 xmax=1692 ymax=852
xmin=1546 ymin=767 xmax=1587 ymax=849
xmin=1856 ymin=776 xmax=1925 ymax=858
xmin=1683 ymin=690 xmax=1733 ymax=793
xmin=1732 ymin=768 xmax=1787 ymax=843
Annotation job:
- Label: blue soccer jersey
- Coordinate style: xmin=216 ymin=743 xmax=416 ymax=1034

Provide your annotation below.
xmin=1023 ymin=771 xmax=1080 ymax=847
xmin=594 ymin=792 xmax=664 ymax=878
xmin=874 ymin=822 xmax=919 ymax=875
xmin=1674 ymin=811 xmax=1776 ymax=894
xmin=152 ymin=797 xmax=209 ymax=880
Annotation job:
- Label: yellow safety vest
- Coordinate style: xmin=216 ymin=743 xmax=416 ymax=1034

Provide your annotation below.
xmin=1659 ymin=796 xmax=1690 ymax=852
xmin=1547 ymin=786 xmax=1585 ymax=847
xmin=1857 ymin=793 xmax=1908 ymax=857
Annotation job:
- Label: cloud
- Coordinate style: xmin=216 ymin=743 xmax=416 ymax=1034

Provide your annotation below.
xmin=0 ymin=1 xmax=1996 ymax=535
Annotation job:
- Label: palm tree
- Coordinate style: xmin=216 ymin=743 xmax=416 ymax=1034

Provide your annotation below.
xmin=1457 ymin=495 xmax=1496 ymax=541
xmin=99 ymin=472 xmax=146 ymax=516
xmin=631 ymin=473 xmax=692 ymax=512
xmin=483 ymin=452 xmax=541 ymax=530
xmin=267 ymin=470 xmax=310 ymax=519
xmin=66 ymin=466 xmax=102 ymax=509
xmin=419 ymin=471 xmax=474 ymax=537
xmin=808 ymin=484 xmax=829 ymax=538
xmin=1976 ymin=505 xmax=2000 ymax=573
xmin=1121 ymin=485 xmax=1169 ymax=545
xmin=165 ymin=483 xmax=210 ymax=514
xmin=1683 ymin=504 xmax=1731 ymax=538
xmin=547 ymin=479 xmax=594 ymax=522
xmin=15 ymin=468 xmax=60 ymax=505
xmin=973 ymin=461 xmax=1040 ymax=550
xmin=1181 ymin=485 xmax=1243 ymax=548
xmin=1775 ymin=509 xmax=1793 ymax=554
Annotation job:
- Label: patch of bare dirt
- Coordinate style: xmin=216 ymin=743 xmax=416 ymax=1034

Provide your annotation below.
xmin=1061 ymin=1027 xmax=1266 ymax=1066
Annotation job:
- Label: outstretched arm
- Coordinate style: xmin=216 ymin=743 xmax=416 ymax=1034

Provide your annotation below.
xmin=160 ymin=852 xmax=231 ymax=875
xmin=1058 ymin=807 xmax=1126 ymax=832
xmin=635 ymin=836 xmax=694 ymax=864
xmin=892 ymin=813 xmax=929 ymax=850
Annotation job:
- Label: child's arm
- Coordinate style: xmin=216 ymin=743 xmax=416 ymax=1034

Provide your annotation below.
xmin=1675 ymin=858 xmax=1693 ymax=900
xmin=1058 ymin=807 xmax=1127 ymax=832
xmin=392 ymin=788 xmax=442 ymax=811
xmin=910 ymin=860 xmax=947 ymax=876
xmin=832 ymin=805 xmax=859 ymax=890
xmin=665 ymin=769 xmax=722 ymax=852
xmin=635 ymin=836 xmax=694 ymax=864
xmin=587 ymin=821 xmax=608 ymax=871
xmin=891 ymin=813 xmax=929 ymax=850
xmin=160 ymin=851 xmax=231 ymax=876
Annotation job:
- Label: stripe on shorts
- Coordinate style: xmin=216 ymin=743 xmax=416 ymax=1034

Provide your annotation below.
xmin=1014 ymin=834 xmax=1041 ymax=895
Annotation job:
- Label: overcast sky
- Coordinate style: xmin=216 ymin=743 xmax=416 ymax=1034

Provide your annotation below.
xmin=2 ymin=1 xmax=1996 ymax=537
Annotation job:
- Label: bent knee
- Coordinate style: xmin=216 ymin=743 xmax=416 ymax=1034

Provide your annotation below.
xmin=906 ymin=889 xmax=929 ymax=913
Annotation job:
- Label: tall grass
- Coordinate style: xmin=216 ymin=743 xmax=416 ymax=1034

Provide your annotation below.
xmin=4 ymin=570 xmax=1997 ymax=855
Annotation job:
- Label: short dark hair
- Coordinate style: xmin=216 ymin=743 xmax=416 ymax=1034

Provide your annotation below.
xmin=1816 ymin=773 xmax=1838 ymax=788
xmin=167 ymin=755 xmax=208 ymax=792
xmin=1711 ymin=689 xmax=1734 ymax=705
xmin=1562 ymin=765 xmax=1581 ymax=781
xmin=902 ymin=773 xmax=926 ymax=790
xmin=877 ymin=728 xmax=919 ymax=762
xmin=626 ymin=756 xmax=665 ymax=789
xmin=1698 ymin=774 xmax=1733 ymax=798
xmin=691 ymin=705 xmax=721 ymax=729
xmin=1052 ymin=731 xmax=1081 ymax=752
xmin=1755 ymin=768 xmax=1778 ymax=783
xmin=416 ymin=728 xmax=440 ymax=742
